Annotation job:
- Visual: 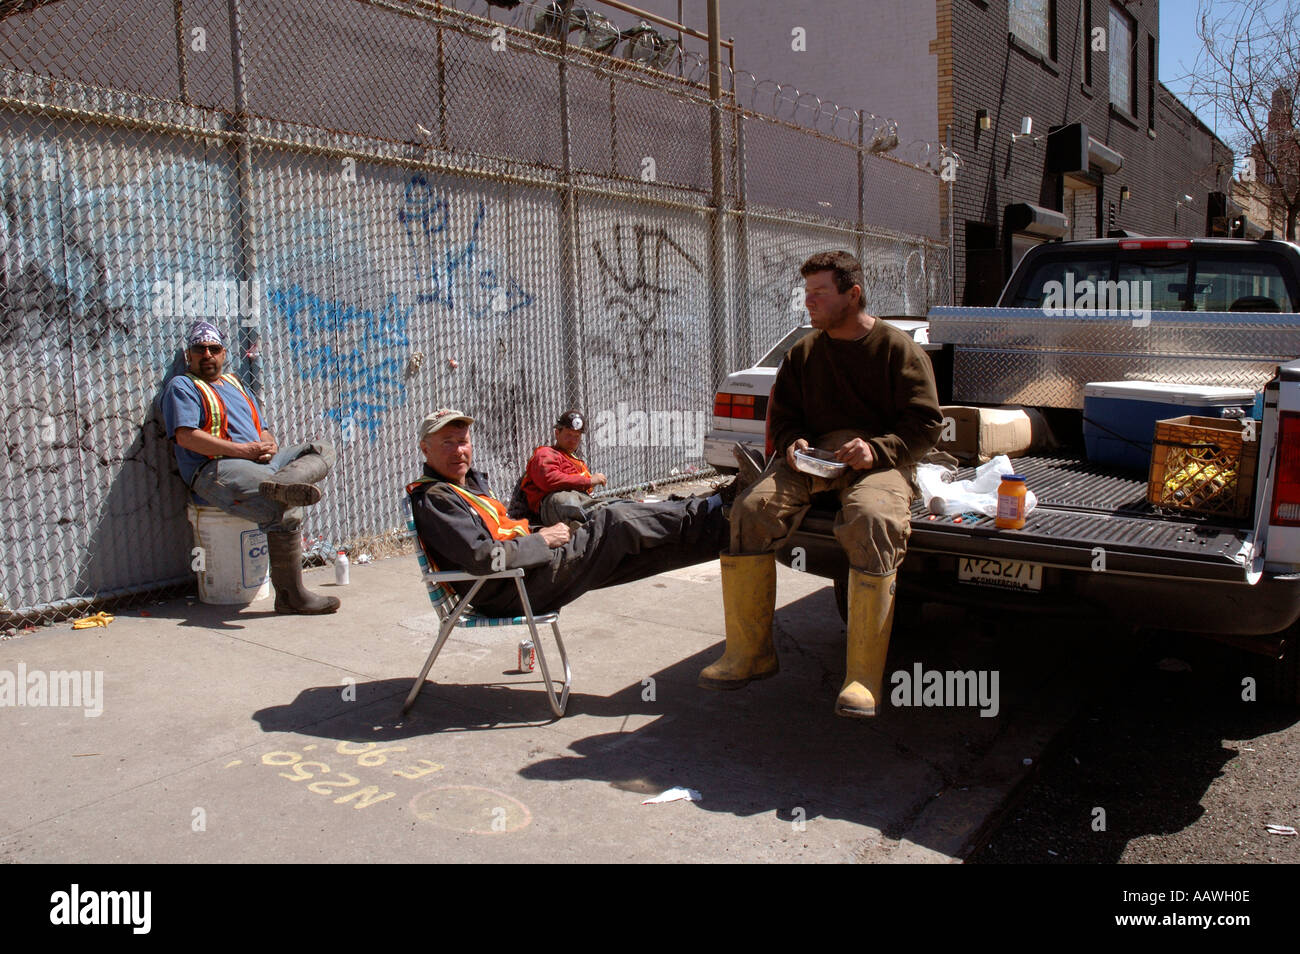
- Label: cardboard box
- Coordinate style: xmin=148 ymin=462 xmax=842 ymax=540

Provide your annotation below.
xmin=938 ymin=406 xmax=1036 ymax=463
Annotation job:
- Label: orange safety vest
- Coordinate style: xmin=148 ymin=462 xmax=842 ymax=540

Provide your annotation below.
xmin=557 ymin=449 xmax=592 ymax=481
xmin=187 ymin=373 xmax=263 ymax=452
xmin=408 ymin=477 xmax=531 ymax=541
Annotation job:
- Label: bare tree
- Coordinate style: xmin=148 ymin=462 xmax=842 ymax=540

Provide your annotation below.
xmin=1187 ymin=0 xmax=1300 ymax=239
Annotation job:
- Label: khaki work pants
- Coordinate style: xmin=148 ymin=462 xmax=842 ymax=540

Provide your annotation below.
xmin=730 ymin=430 xmax=915 ymax=575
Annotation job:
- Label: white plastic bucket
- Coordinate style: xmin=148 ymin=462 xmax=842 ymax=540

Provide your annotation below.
xmin=186 ymin=504 xmax=272 ymax=604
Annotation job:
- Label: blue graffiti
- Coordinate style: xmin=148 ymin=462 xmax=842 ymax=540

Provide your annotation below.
xmin=267 ymin=284 xmax=413 ymax=438
xmin=398 ymin=175 xmax=534 ymax=319
xmin=0 ymin=146 xmax=267 ymax=354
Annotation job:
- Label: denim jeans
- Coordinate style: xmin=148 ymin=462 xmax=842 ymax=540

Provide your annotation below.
xmin=190 ymin=441 xmax=334 ymax=532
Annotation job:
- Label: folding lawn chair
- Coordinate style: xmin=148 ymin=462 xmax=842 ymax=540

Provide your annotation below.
xmin=401 ymin=498 xmax=572 ymax=717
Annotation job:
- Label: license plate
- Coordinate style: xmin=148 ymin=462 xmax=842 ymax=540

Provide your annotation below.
xmin=957 ymin=557 xmax=1043 ymax=592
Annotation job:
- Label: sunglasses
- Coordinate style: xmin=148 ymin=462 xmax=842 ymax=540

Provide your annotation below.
xmin=190 ymin=344 xmax=224 ymax=355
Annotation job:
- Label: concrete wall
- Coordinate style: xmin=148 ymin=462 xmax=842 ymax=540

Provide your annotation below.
xmin=634 ymin=0 xmax=939 ymax=150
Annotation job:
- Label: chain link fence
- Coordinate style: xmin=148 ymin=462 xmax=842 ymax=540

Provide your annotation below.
xmin=0 ymin=0 xmax=951 ymax=625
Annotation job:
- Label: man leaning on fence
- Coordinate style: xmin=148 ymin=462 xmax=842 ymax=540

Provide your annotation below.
xmin=161 ymin=320 xmax=340 ymax=615
xmin=407 ymin=408 xmax=731 ymax=617
xmin=699 ymin=250 xmax=943 ymax=718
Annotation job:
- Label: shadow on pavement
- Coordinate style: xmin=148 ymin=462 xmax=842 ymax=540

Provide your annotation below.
xmin=122 ymin=596 xmax=282 ymax=631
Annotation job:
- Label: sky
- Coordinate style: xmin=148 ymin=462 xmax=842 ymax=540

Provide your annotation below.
xmin=1159 ymin=0 xmax=1222 ymax=130
xmin=1159 ymin=0 xmax=1291 ymax=146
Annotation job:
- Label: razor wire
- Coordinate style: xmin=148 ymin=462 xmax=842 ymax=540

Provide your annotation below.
xmin=0 ymin=0 xmax=951 ymax=625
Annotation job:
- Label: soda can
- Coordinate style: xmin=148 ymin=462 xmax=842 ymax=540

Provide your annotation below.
xmin=517 ymin=639 xmax=536 ymax=673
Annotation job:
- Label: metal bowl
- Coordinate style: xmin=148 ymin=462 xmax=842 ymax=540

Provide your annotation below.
xmin=793 ymin=448 xmax=848 ymax=478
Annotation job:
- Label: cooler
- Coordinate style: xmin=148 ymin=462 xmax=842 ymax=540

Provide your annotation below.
xmin=1083 ymin=381 xmax=1256 ymax=472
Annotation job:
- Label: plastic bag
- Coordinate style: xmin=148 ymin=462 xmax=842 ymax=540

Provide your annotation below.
xmin=916 ymin=455 xmax=1037 ymax=518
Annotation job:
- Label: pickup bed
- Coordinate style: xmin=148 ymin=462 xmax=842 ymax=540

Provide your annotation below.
xmin=783 ymin=445 xmax=1297 ymax=637
xmin=769 ymin=238 xmax=1300 ymax=703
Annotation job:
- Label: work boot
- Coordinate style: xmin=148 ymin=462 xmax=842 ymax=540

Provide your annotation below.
xmin=267 ymin=530 xmax=341 ymax=615
xmin=719 ymin=443 xmax=764 ymax=506
xmin=698 ymin=551 xmax=779 ymax=690
xmin=835 ymin=568 xmax=896 ymax=718
xmin=259 ymin=453 xmax=331 ymax=507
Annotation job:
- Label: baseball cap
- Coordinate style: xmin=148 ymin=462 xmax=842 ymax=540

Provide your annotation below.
xmin=554 ymin=410 xmax=586 ymax=432
xmin=418 ymin=408 xmax=474 ymax=440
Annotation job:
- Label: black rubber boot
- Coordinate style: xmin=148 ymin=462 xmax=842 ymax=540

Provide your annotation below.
xmin=259 ymin=453 xmax=331 ymax=507
xmin=267 ymin=530 xmax=341 ymax=615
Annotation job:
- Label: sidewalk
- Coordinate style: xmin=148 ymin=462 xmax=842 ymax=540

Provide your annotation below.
xmin=0 ymin=555 xmax=1092 ymax=863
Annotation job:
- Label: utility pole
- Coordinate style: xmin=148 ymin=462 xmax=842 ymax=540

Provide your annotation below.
xmin=707 ymin=0 xmax=726 ymax=391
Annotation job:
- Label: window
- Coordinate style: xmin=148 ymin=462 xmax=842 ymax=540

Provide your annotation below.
xmin=1011 ymin=0 xmax=1054 ymax=60
xmin=1008 ymin=256 xmax=1112 ymax=307
xmin=1009 ymin=250 xmax=1298 ymax=312
xmin=1147 ymin=34 xmax=1156 ymax=130
xmin=1191 ymin=259 xmax=1294 ymax=312
xmin=1117 ymin=258 xmax=1188 ymax=311
xmin=757 ymin=326 xmax=813 ymax=367
xmin=1109 ymin=4 xmax=1136 ymax=115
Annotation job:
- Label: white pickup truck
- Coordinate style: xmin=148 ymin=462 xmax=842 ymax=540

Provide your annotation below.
xmin=717 ymin=238 xmax=1300 ymax=703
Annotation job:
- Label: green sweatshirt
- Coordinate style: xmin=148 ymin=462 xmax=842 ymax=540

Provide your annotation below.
xmin=768 ymin=320 xmax=943 ymax=470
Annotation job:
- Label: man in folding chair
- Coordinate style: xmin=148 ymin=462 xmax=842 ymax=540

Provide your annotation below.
xmin=408 ymin=409 xmax=729 ymax=619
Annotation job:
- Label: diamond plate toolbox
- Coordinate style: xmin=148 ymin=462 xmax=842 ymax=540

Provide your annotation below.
xmin=927 ymin=307 xmax=1300 ymax=408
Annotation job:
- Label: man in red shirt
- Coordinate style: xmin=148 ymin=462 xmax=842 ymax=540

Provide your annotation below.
xmin=518 ymin=410 xmax=610 ymax=524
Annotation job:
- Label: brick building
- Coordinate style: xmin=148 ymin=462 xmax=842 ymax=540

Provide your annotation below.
xmin=932 ymin=0 xmax=1233 ymax=302
xmin=1245 ymin=86 xmax=1300 ymax=240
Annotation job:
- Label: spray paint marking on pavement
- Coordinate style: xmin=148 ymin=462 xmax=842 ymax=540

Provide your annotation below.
xmin=256 ymin=740 xmax=445 ymax=814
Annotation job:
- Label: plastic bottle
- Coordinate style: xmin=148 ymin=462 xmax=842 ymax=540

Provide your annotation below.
xmin=995 ymin=475 xmax=1028 ymax=530
xmin=335 ymin=550 xmax=350 ymax=585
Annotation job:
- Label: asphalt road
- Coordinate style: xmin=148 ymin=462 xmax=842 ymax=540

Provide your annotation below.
xmin=971 ymin=631 xmax=1300 ymax=864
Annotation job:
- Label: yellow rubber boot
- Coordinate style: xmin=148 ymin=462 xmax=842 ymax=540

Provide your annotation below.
xmin=698 ymin=551 xmax=779 ymax=690
xmin=835 ymin=569 xmax=897 ymax=718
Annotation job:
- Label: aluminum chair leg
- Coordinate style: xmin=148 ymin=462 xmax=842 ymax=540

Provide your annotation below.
xmin=402 ymin=581 xmax=484 ymax=716
xmin=548 ymin=619 xmax=572 ymax=715
xmin=516 ymin=578 xmax=572 ymax=717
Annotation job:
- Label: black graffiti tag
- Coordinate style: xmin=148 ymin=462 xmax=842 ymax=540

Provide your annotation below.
xmin=589 ymin=225 xmax=702 ymax=383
